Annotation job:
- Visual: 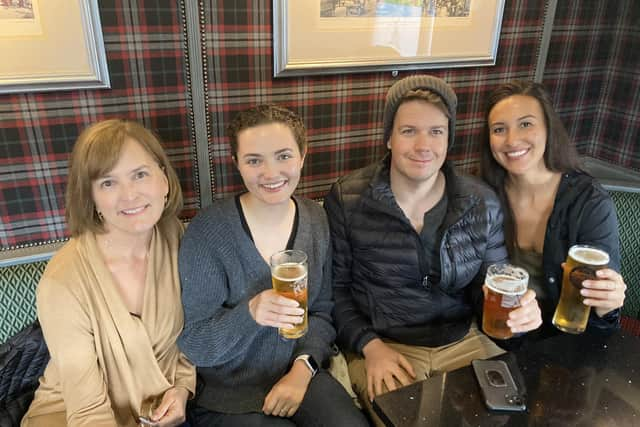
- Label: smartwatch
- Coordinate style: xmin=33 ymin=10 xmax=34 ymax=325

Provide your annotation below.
xmin=295 ymin=354 xmax=319 ymax=377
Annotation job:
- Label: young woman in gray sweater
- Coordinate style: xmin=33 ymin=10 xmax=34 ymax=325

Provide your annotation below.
xmin=178 ymin=105 xmax=368 ymax=427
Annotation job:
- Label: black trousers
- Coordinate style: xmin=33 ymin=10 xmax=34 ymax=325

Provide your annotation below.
xmin=189 ymin=371 xmax=369 ymax=427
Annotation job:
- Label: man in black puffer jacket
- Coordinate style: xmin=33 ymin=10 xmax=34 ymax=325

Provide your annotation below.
xmin=324 ymin=75 xmax=542 ymax=422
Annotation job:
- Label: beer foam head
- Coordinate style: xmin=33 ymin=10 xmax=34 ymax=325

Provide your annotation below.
xmin=569 ymin=245 xmax=609 ymax=266
xmin=486 ymin=264 xmax=528 ymax=295
xmin=273 ymin=262 xmax=307 ymax=282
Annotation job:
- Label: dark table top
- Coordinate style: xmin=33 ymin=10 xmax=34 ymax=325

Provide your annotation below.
xmin=373 ymin=330 xmax=640 ymax=426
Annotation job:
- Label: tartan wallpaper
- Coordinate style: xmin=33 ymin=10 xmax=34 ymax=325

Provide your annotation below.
xmin=542 ymin=0 xmax=640 ymax=170
xmin=1 ymin=0 xmax=638 ymax=251
xmin=204 ymin=0 xmax=546 ymax=201
xmin=0 ymin=1 xmax=198 ymax=249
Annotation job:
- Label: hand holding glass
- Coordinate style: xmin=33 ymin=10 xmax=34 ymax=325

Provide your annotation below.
xmin=482 ymin=264 xmax=529 ymax=340
xmin=552 ymin=245 xmax=609 ymax=334
xmin=270 ymin=249 xmax=308 ymax=339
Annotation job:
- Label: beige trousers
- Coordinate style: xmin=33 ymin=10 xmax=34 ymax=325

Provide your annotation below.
xmin=347 ymin=324 xmax=505 ymax=426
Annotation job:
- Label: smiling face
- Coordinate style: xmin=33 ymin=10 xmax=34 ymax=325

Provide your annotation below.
xmin=488 ymin=95 xmax=549 ymax=178
xmin=91 ymin=137 xmax=169 ymax=240
xmin=388 ymin=99 xmax=448 ymax=186
xmin=235 ymin=122 xmax=305 ymax=206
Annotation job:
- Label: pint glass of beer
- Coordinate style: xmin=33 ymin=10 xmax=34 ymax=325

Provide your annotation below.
xmin=482 ymin=264 xmax=529 ymax=340
xmin=552 ymin=245 xmax=609 ymax=334
xmin=270 ymin=249 xmax=308 ymax=339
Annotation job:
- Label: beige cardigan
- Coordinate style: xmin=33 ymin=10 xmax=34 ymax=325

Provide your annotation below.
xmin=22 ymin=220 xmax=195 ymax=427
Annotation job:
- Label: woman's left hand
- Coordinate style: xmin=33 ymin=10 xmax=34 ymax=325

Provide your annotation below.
xmin=506 ymin=289 xmax=543 ymax=334
xmin=150 ymin=386 xmax=190 ymax=427
xmin=262 ymin=362 xmax=311 ymax=418
xmin=581 ymin=268 xmax=627 ymax=318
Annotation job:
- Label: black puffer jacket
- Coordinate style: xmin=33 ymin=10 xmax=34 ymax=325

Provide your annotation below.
xmin=536 ymin=171 xmax=620 ymax=338
xmin=324 ymin=156 xmax=507 ymax=353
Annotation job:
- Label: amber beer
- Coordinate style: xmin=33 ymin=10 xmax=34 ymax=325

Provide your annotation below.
xmin=552 ymin=245 xmax=609 ymax=334
xmin=270 ymin=250 xmax=308 ymax=339
xmin=482 ymin=264 xmax=528 ymax=340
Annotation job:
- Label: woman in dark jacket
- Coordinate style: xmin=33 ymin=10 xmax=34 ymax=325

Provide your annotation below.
xmin=480 ymin=81 xmax=627 ymax=339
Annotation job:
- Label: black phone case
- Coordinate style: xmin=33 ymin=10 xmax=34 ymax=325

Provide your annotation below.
xmin=472 ymin=359 xmax=526 ymax=412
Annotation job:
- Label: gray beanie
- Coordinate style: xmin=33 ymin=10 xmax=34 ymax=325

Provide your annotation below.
xmin=382 ymin=75 xmax=458 ymax=148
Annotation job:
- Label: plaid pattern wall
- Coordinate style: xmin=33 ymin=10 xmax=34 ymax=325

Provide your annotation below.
xmin=2 ymin=1 xmax=638 ymax=250
xmin=542 ymin=0 xmax=639 ymax=171
xmin=203 ymin=0 xmax=548 ymax=201
xmin=591 ymin=1 xmax=639 ymax=171
xmin=0 ymin=1 xmax=198 ymax=250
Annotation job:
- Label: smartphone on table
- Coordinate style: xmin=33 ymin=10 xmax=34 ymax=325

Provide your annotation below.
xmin=472 ymin=359 xmax=526 ymax=412
xmin=138 ymin=416 xmax=160 ymax=427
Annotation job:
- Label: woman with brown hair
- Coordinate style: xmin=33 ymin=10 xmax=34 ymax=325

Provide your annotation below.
xmin=177 ymin=105 xmax=367 ymax=427
xmin=22 ymin=119 xmax=195 ymax=427
xmin=480 ymin=81 xmax=627 ymax=340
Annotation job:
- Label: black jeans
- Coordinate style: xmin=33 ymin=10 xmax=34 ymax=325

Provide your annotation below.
xmin=189 ymin=371 xmax=369 ymax=427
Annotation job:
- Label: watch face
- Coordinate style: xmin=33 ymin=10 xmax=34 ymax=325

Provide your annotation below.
xmin=307 ymin=355 xmax=319 ymax=373
xmin=298 ymin=355 xmax=318 ymax=376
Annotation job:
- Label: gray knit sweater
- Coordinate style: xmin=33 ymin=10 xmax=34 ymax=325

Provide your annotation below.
xmin=177 ymin=196 xmax=335 ymax=414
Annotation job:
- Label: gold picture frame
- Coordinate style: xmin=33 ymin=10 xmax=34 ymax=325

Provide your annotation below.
xmin=0 ymin=0 xmax=109 ymax=94
xmin=273 ymin=0 xmax=505 ymax=77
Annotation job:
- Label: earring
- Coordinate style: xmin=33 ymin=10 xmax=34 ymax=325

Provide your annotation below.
xmin=96 ymin=211 xmax=104 ymax=222
xmin=164 ymin=194 xmax=168 ymax=207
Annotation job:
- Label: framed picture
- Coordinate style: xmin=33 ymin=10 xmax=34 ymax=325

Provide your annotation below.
xmin=273 ymin=0 xmax=505 ymax=77
xmin=0 ymin=0 xmax=109 ymax=94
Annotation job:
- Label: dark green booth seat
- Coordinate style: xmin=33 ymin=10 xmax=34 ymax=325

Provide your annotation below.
xmin=0 ymin=261 xmax=46 ymax=345
xmin=0 ymin=256 xmax=53 ymax=426
xmin=0 ymin=241 xmax=61 ymax=346
xmin=610 ymin=190 xmax=640 ymax=320
xmin=584 ymin=156 xmax=640 ymax=324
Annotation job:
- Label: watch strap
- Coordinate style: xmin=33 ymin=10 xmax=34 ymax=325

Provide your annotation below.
xmin=294 ymin=354 xmax=318 ymax=377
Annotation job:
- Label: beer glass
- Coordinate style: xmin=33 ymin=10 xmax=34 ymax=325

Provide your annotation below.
xmin=270 ymin=249 xmax=308 ymax=339
xmin=482 ymin=264 xmax=529 ymax=340
xmin=552 ymin=245 xmax=609 ymax=334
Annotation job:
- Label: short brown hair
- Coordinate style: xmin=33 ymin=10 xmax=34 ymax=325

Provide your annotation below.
xmin=65 ymin=119 xmax=183 ymax=237
xmin=227 ymin=104 xmax=307 ymax=157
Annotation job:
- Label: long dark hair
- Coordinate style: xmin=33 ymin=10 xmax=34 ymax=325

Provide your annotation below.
xmin=479 ymin=81 xmax=582 ymax=252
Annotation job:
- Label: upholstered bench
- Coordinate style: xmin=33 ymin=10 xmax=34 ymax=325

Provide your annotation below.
xmin=609 ymin=189 xmax=640 ymax=335
xmin=0 ymin=261 xmax=45 ymax=345
xmin=0 ymin=262 xmax=49 ymax=427
xmin=610 ymin=190 xmax=640 ymax=320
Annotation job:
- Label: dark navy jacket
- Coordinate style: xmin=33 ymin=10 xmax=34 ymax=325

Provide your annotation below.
xmin=324 ymin=156 xmax=508 ymax=353
xmin=537 ymin=171 xmax=621 ymax=337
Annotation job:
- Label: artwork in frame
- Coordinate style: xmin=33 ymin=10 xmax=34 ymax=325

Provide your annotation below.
xmin=273 ymin=0 xmax=505 ymax=77
xmin=0 ymin=0 xmax=109 ymax=94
